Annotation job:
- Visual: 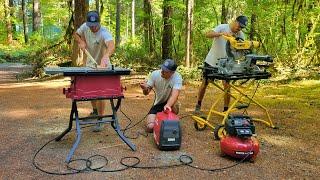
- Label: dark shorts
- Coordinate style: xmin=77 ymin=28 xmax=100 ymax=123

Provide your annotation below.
xmin=148 ymin=102 xmax=167 ymax=115
xmin=202 ymin=62 xmax=229 ymax=84
xmin=202 ymin=62 xmax=217 ymax=83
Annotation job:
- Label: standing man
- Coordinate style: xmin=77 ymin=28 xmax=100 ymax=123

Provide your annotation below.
xmin=140 ymin=59 xmax=183 ymax=133
xmin=194 ymin=15 xmax=248 ymax=113
xmin=74 ymin=11 xmax=115 ymax=132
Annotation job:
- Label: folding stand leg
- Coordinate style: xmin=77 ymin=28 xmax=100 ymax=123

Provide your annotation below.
xmin=65 ymin=101 xmax=82 ymax=162
xmin=110 ymin=99 xmax=136 ymax=151
xmin=55 ymin=101 xmax=76 ymax=141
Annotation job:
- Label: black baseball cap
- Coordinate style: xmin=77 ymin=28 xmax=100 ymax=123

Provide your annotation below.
xmin=161 ymin=59 xmax=178 ymax=72
xmin=236 ymin=15 xmax=248 ymax=28
xmin=86 ymin=11 xmax=100 ymax=27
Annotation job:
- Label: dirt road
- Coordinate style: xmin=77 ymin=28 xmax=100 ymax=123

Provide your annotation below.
xmin=0 ymin=64 xmax=319 ymax=179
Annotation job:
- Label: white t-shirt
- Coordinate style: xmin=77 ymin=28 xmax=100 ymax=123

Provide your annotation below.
xmin=146 ymin=70 xmax=183 ymax=105
xmin=76 ymin=23 xmax=113 ymax=67
xmin=205 ymin=24 xmax=245 ymax=67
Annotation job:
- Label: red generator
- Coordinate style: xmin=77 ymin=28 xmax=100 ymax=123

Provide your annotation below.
xmin=220 ymin=115 xmax=259 ymax=162
xmin=153 ymin=111 xmax=181 ymax=150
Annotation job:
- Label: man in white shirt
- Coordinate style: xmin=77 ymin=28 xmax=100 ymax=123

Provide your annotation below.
xmin=74 ymin=11 xmax=115 ymax=132
xmin=195 ymin=15 xmax=248 ymax=113
xmin=140 ymin=59 xmax=183 ymax=133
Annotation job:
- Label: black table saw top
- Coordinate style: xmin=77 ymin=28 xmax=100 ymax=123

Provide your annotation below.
xmin=207 ymin=72 xmax=271 ymax=80
xmin=45 ymin=67 xmax=131 ymax=76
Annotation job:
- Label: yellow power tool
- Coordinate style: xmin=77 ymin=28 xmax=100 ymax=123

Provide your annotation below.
xmin=223 ymin=35 xmax=260 ymax=50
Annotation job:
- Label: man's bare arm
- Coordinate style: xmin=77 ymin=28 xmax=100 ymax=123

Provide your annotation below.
xmin=101 ymin=40 xmax=115 ymax=67
xmin=205 ymin=31 xmax=232 ymax=38
xmin=164 ymin=89 xmax=180 ymax=111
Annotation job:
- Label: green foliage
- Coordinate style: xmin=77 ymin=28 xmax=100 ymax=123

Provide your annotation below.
xmin=113 ymin=37 xmax=160 ymax=72
xmin=1 ymin=0 xmax=319 ymax=81
xmin=177 ymin=65 xmax=202 ymax=82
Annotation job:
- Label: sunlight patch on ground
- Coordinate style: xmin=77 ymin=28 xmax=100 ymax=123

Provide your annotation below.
xmin=39 ymin=126 xmax=67 ymax=135
xmin=4 ymin=109 xmax=37 ymax=119
xmin=261 ymin=134 xmax=297 ymax=147
xmin=0 ymin=78 xmax=70 ymax=89
xmin=262 ymin=94 xmax=286 ymax=98
xmin=293 ymin=80 xmax=320 ymax=86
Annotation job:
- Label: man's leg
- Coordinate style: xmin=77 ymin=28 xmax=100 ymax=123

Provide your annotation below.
xmin=92 ymin=100 xmax=106 ymax=132
xmin=145 ymin=103 xmax=165 ymax=133
xmin=223 ymin=80 xmax=231 ymax=111
xmin=146 ymin=114 xmax=156 ymax=133
xmin=90 ymin=100 xmax=98 ymax=115
xmin=195 ymin=79 xmax=208 ymax=112
xmin=97 ymin=100 xmax=105 ymax=116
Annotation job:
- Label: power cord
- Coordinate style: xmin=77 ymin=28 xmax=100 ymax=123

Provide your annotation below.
xmin=242 ymin=80 xmax=260 ymax=115
xmin=33 ymin=88 xmax=252 ymax=175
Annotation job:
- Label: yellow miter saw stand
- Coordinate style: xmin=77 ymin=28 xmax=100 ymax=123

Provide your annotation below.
xmin=191 ymin=35 xmax=276 ymax=140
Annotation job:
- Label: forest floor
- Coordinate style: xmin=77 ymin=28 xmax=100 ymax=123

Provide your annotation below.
xmin=0 ymin=63 xmax=319 ymax=179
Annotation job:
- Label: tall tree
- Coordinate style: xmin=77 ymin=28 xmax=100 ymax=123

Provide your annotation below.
xmin=32 ymin=0 xmax=41 ymax=32
xmin=143 ymin=0 xmax=154 ymax=53
xmin=115 ymin=0 xmax=121 ymax=47
xmin=4 ymin=0 xmax=13 ymax=44
xmin=72 ymin=0 xmax=88 ymax=66
xmin=22 ymin=0 xmax=29 ymax=43
xmin=131 ymin=0 xmax=135 ymax=38
xmin=162 ymin=0 xmax=173 ymax=60
xmin=221 ymin=0 xmax=227 ymax=23
xmin=96 ymin=0 xmax=100 ymax=14
xmin=185 ymin=0 xmax=194 ymax=67
xmin=9 ymin=0 xmax=16 ymax=36
xmin=249 ymin=0 xmax=257 ymax=40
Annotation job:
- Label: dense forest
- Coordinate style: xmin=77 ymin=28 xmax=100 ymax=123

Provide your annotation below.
xmin=0 ymin=0 xmax=319 ymax=79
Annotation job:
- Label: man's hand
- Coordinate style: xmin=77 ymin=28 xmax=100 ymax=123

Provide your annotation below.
xmin=100 ymin=57 xmax=109 ymax=68
xmin=139 ymin=82 xmax=148 ymax=90
xmin=164 ymin=104 xmax=172 ymax=112
xmin=140 ymin=82 xmax=151 ymax=95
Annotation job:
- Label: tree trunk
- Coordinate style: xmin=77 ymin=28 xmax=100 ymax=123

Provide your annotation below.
xmin=22 ymin=0 xmax=28 ymax=44
xmin=162 ymin=0 xmax=173 ymax=60
xmin=185 ymin=0 xmax=194 ymax=67
xmin=33 ymin=0 xmax=41 ymax=32
xmin=4 ymin=0 xmax=13 ymax=44
xmin=71 ymin=0 xmax=88 ymax=66
xmin=96 ymin=0 xmax=100 ymax=13
xmin=221 ymin=0 xmax=227 ymax=24
xmin=115 ymin=0 xmax=121 ymax=47
xmin=100 ymin=0 xmax=104 ymax=15
xmin=143 ymin=0 xmax=154 ymax=53
xmin=249 ymin=0 xmax=257 ymax=40
xmin=9 ymin=0 xmax=16 ymax=36
xmin=131 ymin=0 xmax=135 ymax=38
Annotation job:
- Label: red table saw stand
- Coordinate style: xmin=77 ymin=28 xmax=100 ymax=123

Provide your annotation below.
xmin=45 ymin=67 xmax=136 ymax=162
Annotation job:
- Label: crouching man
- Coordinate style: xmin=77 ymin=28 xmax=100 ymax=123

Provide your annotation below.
xmin=140 ymin=59 xmax=183 ymax=133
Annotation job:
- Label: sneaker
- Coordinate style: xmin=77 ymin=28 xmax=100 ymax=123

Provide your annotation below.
xmin=194 ymin=104 xmax=201 ymax=114
xmin=92 ymin=123 xmax=104 ymax=132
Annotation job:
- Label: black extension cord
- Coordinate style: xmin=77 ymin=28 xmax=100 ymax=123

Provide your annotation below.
xmin=32 ymin=88 xmax=251 ymax=175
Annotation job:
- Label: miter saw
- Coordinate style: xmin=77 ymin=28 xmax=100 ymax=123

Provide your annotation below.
xmin=215 ymin=35 xmax=273 ymax=75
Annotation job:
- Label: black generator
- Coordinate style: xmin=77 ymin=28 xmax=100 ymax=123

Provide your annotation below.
xmin=225 ymin=115 xmax=255 ymax=138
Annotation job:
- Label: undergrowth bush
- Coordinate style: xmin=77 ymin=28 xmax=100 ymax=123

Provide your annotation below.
xmin=177 ymin=65 xmax=202 ymax=82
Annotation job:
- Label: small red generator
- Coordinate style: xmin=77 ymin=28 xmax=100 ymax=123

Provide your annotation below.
xmin=153 ymin=111 xmax=181 ymax=150
xmin=220 ymin=115 xmax=259 ymax=161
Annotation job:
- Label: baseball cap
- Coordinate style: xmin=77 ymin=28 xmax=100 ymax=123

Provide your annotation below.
xmin=236 ymin=15 xmax=248 ymax=28
xmin=161 ymin=59 xmax=178 ymax=72
xmin=86 ymin=11 xmax=100 ymax=27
